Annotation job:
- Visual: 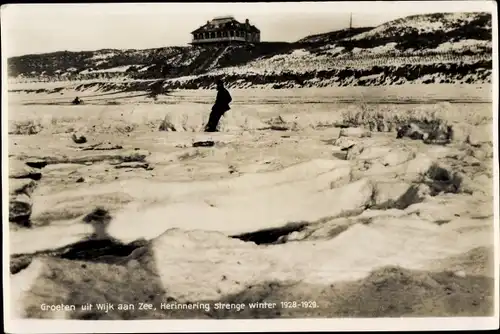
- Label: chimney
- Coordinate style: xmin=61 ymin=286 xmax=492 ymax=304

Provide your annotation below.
xmin=207 ymin=20 xmax=210 ymax=24
xmin=245 ymin=19 xmax=249 ymax=25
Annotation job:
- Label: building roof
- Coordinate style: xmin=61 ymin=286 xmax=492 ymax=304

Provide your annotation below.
xmin=191 ymin=17 xmax=260 ymax=34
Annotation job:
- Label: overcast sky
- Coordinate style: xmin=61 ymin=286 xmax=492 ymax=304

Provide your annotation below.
xmin=1 ymin=1 xmax=494 ymax=57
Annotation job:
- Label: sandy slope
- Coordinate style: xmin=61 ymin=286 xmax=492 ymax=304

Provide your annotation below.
xmin=6 ymin=85 xmax=496 ymax=319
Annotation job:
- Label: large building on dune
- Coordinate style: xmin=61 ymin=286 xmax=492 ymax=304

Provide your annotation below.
xmin=190 ymin=16 xmax=261 ymax=45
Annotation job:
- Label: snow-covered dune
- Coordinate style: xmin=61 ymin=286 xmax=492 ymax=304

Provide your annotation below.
xmin=6 ymin=12 xmax=493 ymax=91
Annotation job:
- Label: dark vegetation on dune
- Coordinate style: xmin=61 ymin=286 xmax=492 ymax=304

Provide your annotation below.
xmin=8 ymin=47 xmax=182 ymax=78
xmin=164 ymin=60 xmax=492 ymax=89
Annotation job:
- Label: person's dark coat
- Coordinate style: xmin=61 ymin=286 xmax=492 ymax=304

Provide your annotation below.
xmin=212 ymin=87 xmax=232 ymax=113
xmin=205 ymin=86 xmax=232 ymax=132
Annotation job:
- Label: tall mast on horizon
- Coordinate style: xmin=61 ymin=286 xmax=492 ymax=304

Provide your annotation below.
xmin=349 ymin=13 xmax=353 ymax=30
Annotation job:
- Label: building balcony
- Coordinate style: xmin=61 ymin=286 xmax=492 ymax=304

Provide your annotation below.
xmin=191 ymin=36 xmax=247 ymax=44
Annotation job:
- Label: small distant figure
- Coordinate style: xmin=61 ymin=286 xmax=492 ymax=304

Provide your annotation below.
xmin=72 ymin=96 xmax=83 ymax=105
xmin=204 ymin=79 xmax=232 ymax=132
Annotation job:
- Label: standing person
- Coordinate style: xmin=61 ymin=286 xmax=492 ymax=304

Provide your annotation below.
xmin=205 ymin=79 xmax=232 ymax=132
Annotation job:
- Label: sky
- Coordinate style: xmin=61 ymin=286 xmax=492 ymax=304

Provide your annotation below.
xmin=0 ymin=1 xmax=494 ymax=57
